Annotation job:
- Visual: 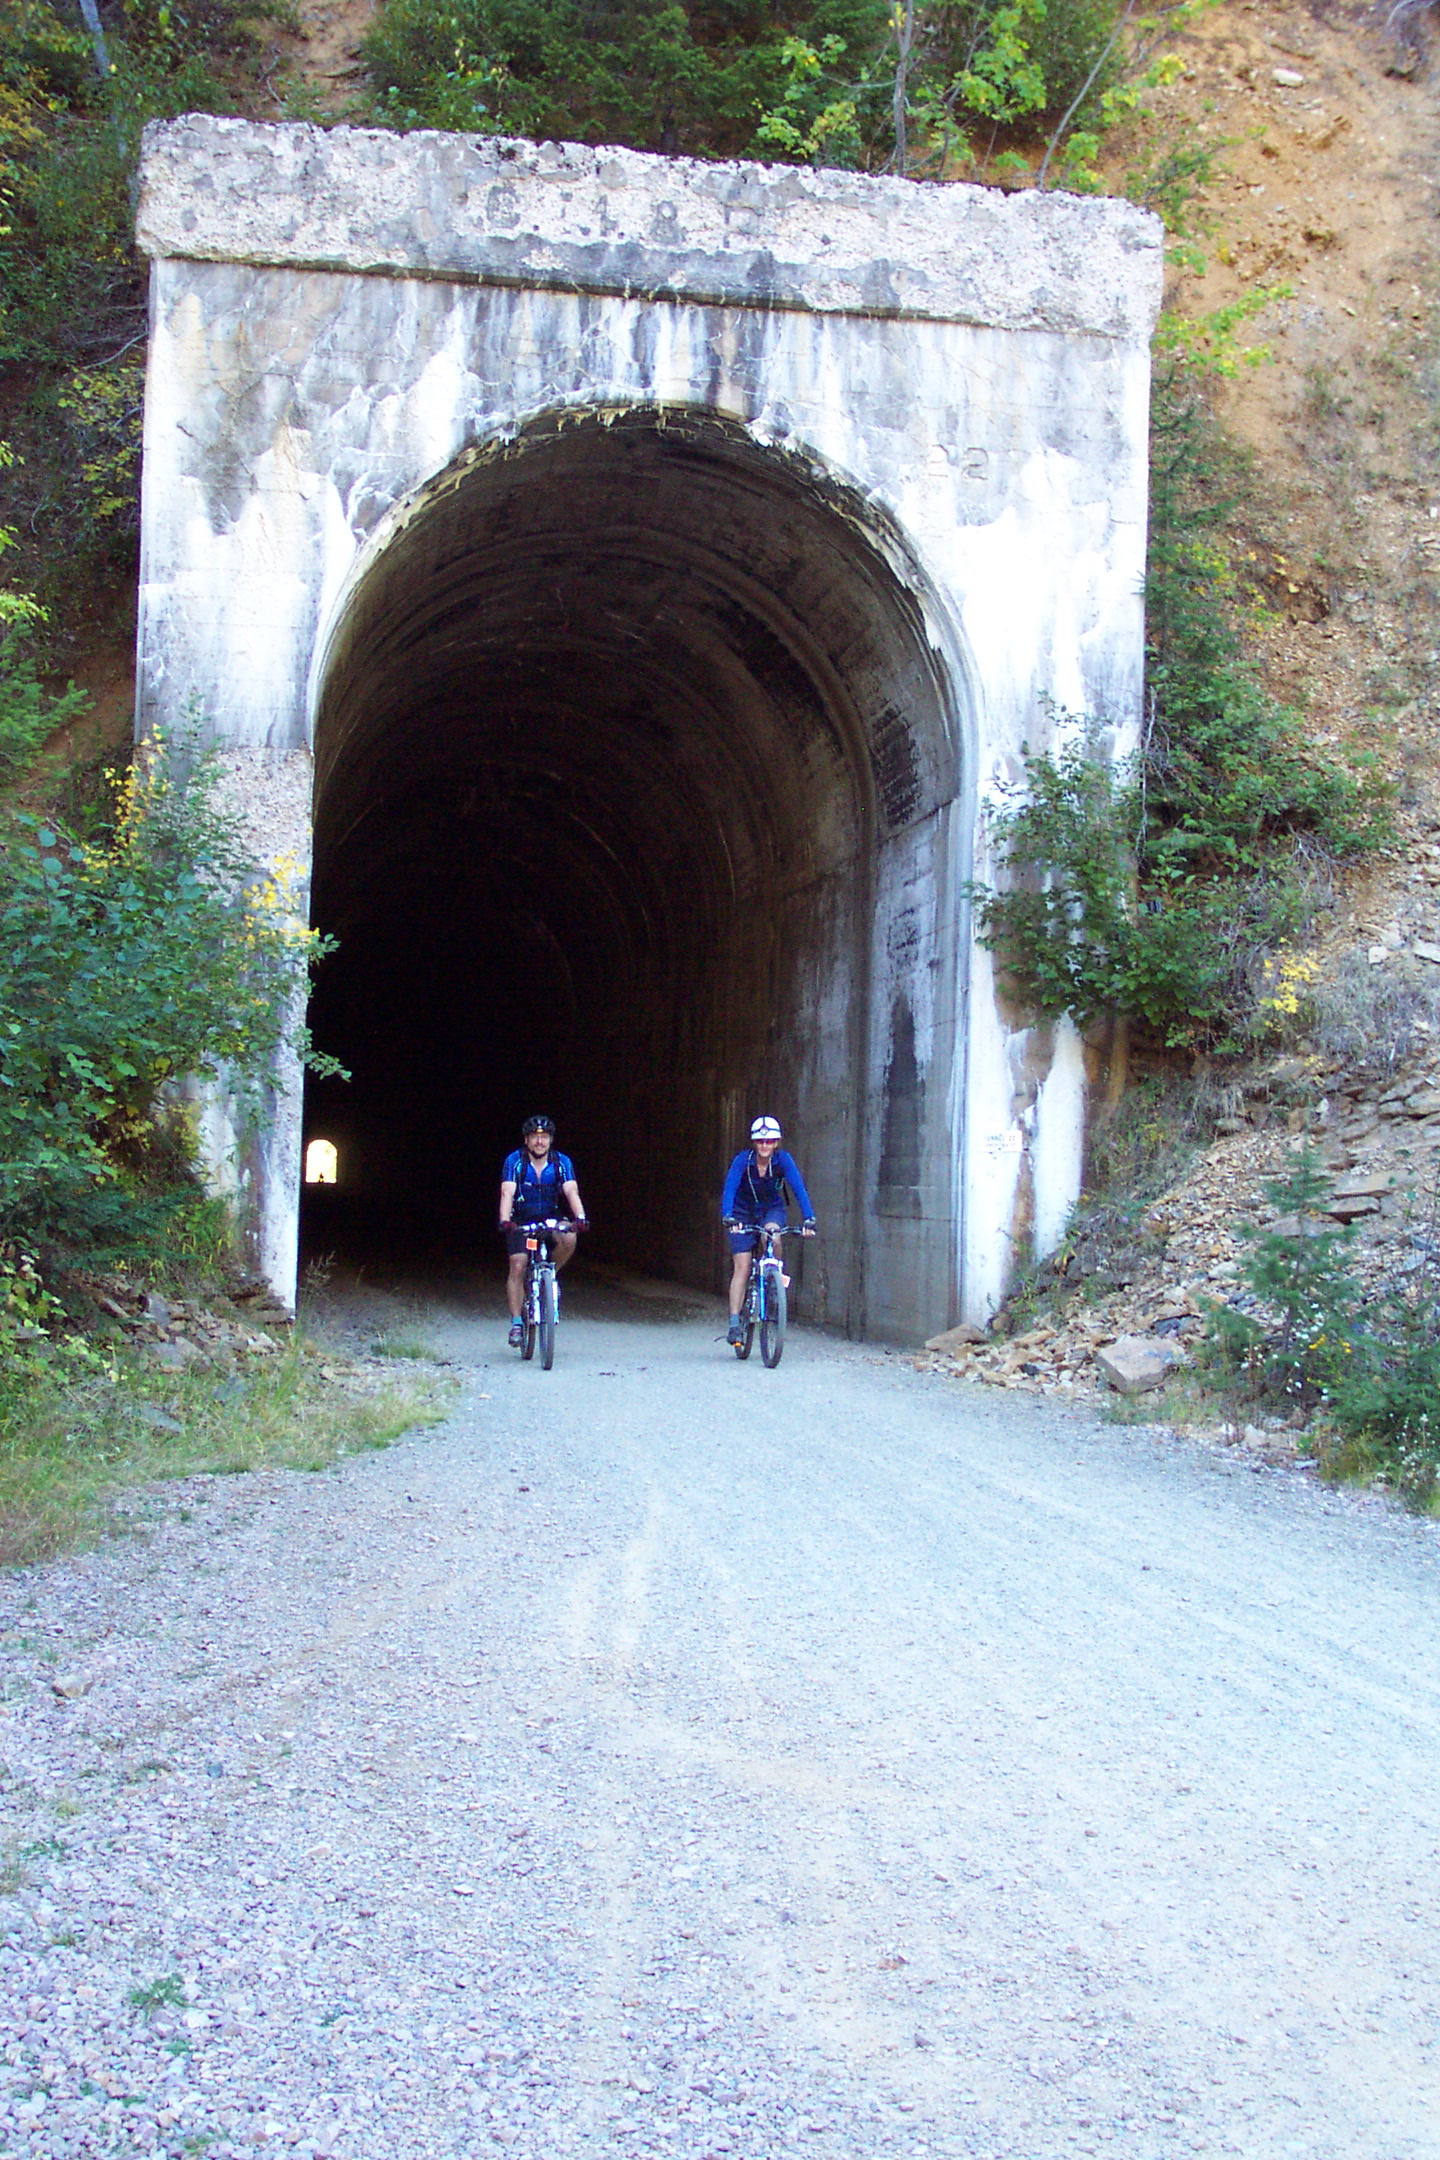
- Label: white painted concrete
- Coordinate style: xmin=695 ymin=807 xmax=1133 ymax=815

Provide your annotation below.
xmin=135 ymin=118 xmax=1162 ymax=1331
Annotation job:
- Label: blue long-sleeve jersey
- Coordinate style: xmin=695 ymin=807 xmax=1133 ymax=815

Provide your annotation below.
xmin=721 ymin=1147 xmax=815 ymax=1223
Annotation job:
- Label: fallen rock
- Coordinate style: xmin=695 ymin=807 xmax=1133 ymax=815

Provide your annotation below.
xmin=149 ymin=1339 xmax=199 ymax=1370
xmin=1327 ymin=1194 xmax=1380 ymax=1221
xmin=1096 ymin=1335 xmax=1183 ymax=1395
xmin=924 ymin=1322 xmax=987 ymax=1352
xmin=1331 ymin=1170 xmax=1395 ymax=1199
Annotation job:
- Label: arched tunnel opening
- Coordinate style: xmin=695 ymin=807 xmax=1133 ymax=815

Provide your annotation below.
xmin=301 ymin=408 xmax=961 ymax=1334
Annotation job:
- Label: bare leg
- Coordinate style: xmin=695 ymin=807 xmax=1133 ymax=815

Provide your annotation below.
xmin=553 ymin=1232 xmax=578 ymax=1270
xmin=507 ymin=1252 xmax=528 ymax=1319
xmin=729 ymin=1251 xmax=752 ymax=1317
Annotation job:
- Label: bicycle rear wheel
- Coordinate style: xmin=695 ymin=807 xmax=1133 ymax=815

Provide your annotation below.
xmin=759 ymin=1266 xmax=786 ymax=1367
xmin=539 ymin=1270 xmax=557 ymax=1370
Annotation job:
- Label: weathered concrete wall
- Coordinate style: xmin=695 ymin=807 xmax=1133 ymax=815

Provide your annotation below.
xmin=135 ymin=116 xmax=1162 ymax=1334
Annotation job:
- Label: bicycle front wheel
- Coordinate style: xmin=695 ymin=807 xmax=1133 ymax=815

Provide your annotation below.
xmin=539 ymin=1270 xmax=557 ymax=1370
xmin=521 ymin=1274 xmax=537 ymax=1361
xmin=759 ymin=1266 xmax=786 ymax=1368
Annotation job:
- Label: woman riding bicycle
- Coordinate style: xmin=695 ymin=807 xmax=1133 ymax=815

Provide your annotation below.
xmin=498 ymin=1115 xmax=587 ymax=1349
xmin=721 ymin=1115 xmax=816 ymax=1348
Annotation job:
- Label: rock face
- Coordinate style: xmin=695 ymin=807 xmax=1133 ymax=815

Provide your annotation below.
xmin=134 ymin=117 xmax=1162 ymax=1335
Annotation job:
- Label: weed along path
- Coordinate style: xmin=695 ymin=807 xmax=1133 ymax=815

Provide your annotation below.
xmin=0 ymin=1275 xmax=1437 ymax=2160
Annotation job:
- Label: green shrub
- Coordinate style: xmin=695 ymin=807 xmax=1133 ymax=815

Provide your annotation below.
xmin=360 ymin=0 xmax=1124 ymax=174
xmin=362 ymin=0 xmax=898 ymax=154
xmin=0 ymin=732 xmax=338 ymax=1261
xmin=968 ymin=363 xmax=1390 ymax=1052
xmin=1207 ymin=1149 xmax=1362 ymax=1407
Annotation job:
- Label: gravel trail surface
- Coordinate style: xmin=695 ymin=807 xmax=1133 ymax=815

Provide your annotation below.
xmin=0 ymin=1272 xmax=1437 ymax=2160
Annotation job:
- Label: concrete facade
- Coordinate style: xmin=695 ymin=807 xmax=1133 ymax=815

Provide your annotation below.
xmin=135 ymin=116 xmax=1163 ymax=1336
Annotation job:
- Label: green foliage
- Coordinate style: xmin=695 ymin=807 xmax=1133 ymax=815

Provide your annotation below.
xmin=1325 ymin=1306 xmax=1440 ymax=1509
xmin=753 ymin=32 xmax=865 ymax=165
xmin=1202 ymin=1153 xmax=1440 ymax=1511
xmin=0 ymin=732 xmax=338 ymax=1258
xmin=360 ymin=0 xmax=1126 ymax=175
xmin=362 ymin=0 xmax=894 ymax=154
xmin=970 ymin=730 xmax=1137 ymax=1029
xmin=1146 ymin=372 xmax=1387 ymax=874
xmin=1207 ymin=1149 xmax=1361 ymax=1404
xmin=968 ymin=365 xmax=1390 ymax=1051
xmin=0 ymin=0 xmax=272 ymax=634
xmin=129 ymin=1972 xmax=187 ymax=2018
xmin=0 ymin=442 xmax=90 ymax=781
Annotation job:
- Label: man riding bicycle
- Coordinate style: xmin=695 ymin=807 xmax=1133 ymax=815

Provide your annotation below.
xmin=721 ymin=1115 xmax=816 ymax=1347
xmin=498 ymin=1116 xmax=587 ymax=1349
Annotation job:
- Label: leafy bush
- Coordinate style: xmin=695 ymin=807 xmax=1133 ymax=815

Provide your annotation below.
xmin=360 ymin=0 xmax=1126 ymax=174
xmin=0 ymin=0 xmax=272 ymax=635
xmin=0 ymin=733 xmax=337 ymax=1259
xmin=1203 ymin=1151 xmax=1440 ymax=1511
xmin=0 ymin=440 xmax=91 ymax=780
xmin=969 ymin=367 xmax=1390 ymax=1052
xmin=362 ymin=0 xmax=897 ymax=155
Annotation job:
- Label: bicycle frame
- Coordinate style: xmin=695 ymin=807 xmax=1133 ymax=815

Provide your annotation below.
xmin=735 ymin=1222 xmax=794 ymax=1368
xmin=517 ymin=1218 xmax=574 ymax=1369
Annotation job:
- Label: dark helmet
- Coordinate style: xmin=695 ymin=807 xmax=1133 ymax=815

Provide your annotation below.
xmin=522 ymin=1114 xmax=556 ymax=1138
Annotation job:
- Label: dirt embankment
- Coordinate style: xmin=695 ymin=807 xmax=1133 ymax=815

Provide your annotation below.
xmin=1141 ymin=0 xmax=1440 ymax=850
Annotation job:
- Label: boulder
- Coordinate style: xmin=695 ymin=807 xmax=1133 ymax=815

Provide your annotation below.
xmin=1096 ymin=1335 xmax=1182 ymax=1395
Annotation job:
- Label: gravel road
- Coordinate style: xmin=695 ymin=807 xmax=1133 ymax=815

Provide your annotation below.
xmin=0 ymin=1269 xmax=1437 ymax=2160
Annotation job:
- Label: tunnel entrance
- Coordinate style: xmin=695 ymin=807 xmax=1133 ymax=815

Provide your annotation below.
xmin=302 ymin=408 xmax=963 ymax=1335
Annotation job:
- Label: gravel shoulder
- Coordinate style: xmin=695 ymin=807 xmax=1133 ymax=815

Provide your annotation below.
xmin=0 ymin=1270 xmax=1436 ymax=2160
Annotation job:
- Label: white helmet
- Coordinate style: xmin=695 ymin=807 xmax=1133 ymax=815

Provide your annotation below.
xmin=750 ymin=1115 xmax=782 ymax=1143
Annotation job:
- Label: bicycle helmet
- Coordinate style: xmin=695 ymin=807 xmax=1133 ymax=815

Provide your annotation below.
xmin=522 ymin=1114 xmax=557 ymax=1138
xmin=750 ymin=1115 xmax=782 ymax=1143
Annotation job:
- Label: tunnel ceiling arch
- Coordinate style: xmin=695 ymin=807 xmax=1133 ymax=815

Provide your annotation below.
xmin=315 ymin=408 xmax=959 ymax=946
xmin=306 ymin=408 xmax=963 ymax=1326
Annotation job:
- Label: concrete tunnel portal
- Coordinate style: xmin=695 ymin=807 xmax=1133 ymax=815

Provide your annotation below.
xmin=302 ymin=408 xmax=964 ymax=1336
xmin=135 ymin=118 xmax=1164 ymax=1331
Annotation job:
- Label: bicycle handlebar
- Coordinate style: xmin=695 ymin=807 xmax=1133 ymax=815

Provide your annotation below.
xmin=724 ymin=1221 xmax=816 ymax=1238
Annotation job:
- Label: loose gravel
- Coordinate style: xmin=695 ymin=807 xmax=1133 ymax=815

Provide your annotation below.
xmin=0 ymin=1269 xmax=1436 ymax=2160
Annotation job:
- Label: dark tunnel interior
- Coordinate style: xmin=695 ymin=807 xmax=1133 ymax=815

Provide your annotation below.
xmin=300 ymin=408 xmax=954 ymax=1319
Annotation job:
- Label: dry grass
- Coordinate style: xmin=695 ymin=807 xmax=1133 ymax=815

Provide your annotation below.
xmin=1302 ymin=948 xmax=1440 ymax=1080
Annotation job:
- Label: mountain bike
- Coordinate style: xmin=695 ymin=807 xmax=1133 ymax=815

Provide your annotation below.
xmin=728 ymin=1222 xmax=814 ymax=1369
xmin=517 ymin=1218 xmax=581 ymax=1370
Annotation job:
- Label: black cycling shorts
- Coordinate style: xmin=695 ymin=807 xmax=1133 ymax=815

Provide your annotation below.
xmin=505 ymin=1223 xmax=575 ymax=1257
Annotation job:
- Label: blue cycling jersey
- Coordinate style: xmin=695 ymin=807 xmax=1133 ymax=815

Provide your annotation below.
xmin=503 ymin=1148 xmax=576 ymax=1222
xmin=720 ymin=1147 xmax=815 ymax=1223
